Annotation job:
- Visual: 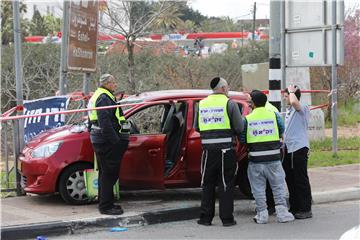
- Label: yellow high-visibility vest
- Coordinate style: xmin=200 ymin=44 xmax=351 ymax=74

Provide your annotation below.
xmin=246 ymin=107 xmax=279 ymax=143
xmin=198 ymin=94 xmax=231 ymax=131
xmin=88 ymin=87 xmax=125 ymax=125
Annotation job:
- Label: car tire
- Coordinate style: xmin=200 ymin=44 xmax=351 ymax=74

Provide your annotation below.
xmin=237 ymin=160 xmax=254 ymax=199
xmin=58 ymin=163 xmax=92 ymax=205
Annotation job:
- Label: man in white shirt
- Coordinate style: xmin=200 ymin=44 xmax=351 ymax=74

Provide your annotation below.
xmin=283 ymin=85 xmax=312 ymax=219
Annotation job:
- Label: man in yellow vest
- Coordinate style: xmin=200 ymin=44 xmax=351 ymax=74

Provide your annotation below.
xmin=88 ymin=74 xmax=130 ymax=215
xmin=197 ymin=77 xmax=243 ymax=227
xmin=252 ymin=90 xmax=280 ymax=215
xmin=241 ymin=90 xmax=294 ymax=224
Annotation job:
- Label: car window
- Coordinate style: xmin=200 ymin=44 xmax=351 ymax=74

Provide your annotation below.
xmin=128 ymin=104 xmax=166 ymax=134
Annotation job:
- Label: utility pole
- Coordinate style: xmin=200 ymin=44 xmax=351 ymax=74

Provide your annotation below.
xmin=280 ymin=0 xmax=286 ymax=113
xmin=252 ymin=2 xmax=257 ymax=41
xmin=12 ymin=0 xmax=24 ymax=195
xmin=269 ymin=0 xmax=282 ymax=111
xmin=59 ymin=1 xmax=70 ymax=95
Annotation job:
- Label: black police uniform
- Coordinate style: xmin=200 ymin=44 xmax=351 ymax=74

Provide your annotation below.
xmin=89 ymin=92 xmax=129 ymax=213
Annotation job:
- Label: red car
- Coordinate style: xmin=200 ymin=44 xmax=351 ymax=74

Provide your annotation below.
xmin=19 ymin=90 xmax=252 ymax=204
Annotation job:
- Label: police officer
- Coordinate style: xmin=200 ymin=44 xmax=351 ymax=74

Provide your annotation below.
xmin=241 ymin=90 xmax=294 ymax=224
xmin=88 ymin=74 xmax=130 ymax=215
xmin=197 ymin=77 xmax=243 ymax=227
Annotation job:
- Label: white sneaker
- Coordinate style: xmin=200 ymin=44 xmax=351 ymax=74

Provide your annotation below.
xmin=275 ymin=205 xmax=295 ymax=223
xmin=253 ymin=210 xmax=269 ymax=224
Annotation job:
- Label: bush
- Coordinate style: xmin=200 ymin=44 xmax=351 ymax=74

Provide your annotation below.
xmin=1 ymin=41 xmax=269 ymax=112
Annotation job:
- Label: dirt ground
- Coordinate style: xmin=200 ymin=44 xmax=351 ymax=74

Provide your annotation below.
xmin=324 ymin=123 xmax=360 ymax=138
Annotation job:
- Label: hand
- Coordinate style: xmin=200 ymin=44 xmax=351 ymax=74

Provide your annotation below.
xmin=288 ymin=84 xmax=297 ymax=93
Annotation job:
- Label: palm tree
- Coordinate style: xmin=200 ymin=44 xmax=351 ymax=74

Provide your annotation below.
xmin=151 ymin=3 xmax=184 ymax=33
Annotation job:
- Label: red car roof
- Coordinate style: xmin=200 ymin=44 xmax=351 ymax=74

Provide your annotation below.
xmin=121 ymin=89 xmax=249 ymax=104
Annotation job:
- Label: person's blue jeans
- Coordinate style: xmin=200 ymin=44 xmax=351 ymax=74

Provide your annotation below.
xmin=248 ymin=161 xmax=288 ymax=212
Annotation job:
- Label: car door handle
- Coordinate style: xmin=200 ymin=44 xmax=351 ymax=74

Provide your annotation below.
xmin=148 ymin=148 xmax=160 ymax=156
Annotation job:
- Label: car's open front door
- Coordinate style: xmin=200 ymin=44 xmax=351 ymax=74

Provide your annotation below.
xmin=119 ymin=103 xmax=174 ymax=189
xmin=120 ymin=134 xmax=166 ymax=189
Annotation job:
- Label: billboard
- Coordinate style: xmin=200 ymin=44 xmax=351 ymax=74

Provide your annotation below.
xmin=23 ymin=96 xmax=69 ymax=143
xmin=68 ymin=0 xmax=99 ymax=72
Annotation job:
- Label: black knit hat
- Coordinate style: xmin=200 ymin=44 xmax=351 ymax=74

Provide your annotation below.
xmin=210 ymin=77 xmax=221 ymax=89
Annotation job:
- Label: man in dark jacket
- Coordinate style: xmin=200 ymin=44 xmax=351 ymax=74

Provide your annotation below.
xmin=88 ymin=74 xmax=130 ymax=215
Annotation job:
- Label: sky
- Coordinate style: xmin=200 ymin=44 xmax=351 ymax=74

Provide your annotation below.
xmin=190 ymin=0 xmax=359 ymax=20
xmin=190 ymin=0 xmax=271 ymax=20
xmin=24 ymin=0 xmax=359 ymax=20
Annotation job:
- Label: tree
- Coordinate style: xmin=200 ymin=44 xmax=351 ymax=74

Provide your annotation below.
xmin=199 ymin=17 xmax=239 ymax=32
xmin=43 ymin=14 xmax=61 ymax=34
xmin=181 ymin=20 xmax=198 ymax=33
xmin=311 ymin=7 xmax=360 ymax=120
xmin=1 ymin=44 xmax=61 ymax=111
xmin=338 ymin=8 xmax=360 ymax=105
xmin=151 ymin=3 xmax=184 ymax=33
xmin=1 ymin=1 xmax=29 ymax=45
xmin=29 ymin=9 xmax=48 ymax=36
xmin=178 ymin=4 xmax=207 ymax=25
xmin=100 ymin=0 xmax=178 ymax=93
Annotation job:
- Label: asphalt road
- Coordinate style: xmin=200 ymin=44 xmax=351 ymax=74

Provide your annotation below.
xmin=48 ymin=200 xmax=360 ymax=240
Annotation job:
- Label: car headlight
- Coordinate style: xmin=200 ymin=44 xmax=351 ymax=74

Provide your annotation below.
xmin=31 ymin=141 xmax=63 ymax=158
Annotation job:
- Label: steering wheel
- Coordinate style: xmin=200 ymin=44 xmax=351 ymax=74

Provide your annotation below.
xmin=128 ymin=119 xmax=140 ymax=134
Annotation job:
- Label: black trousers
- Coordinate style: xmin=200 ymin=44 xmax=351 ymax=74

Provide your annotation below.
xmin=92 ymin=140 xmax=129 ymax=211
xmin=283 ymin=147 xmax=312 ymax=213
xmin=199 ymin=148 xmax=237 ymax=224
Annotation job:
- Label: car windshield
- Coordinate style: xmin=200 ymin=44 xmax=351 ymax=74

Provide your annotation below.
xmin=118 ymin=96 xmax=145 ymax=111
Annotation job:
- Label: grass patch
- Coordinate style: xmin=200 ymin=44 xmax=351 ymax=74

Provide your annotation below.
xmin=310 ymin=137 xmax=360 ymax=151
xmin=325 ymin=100 xmax=360 ymax=127
xmin=309 ymin=137 xmax=359 ymax=168
xmin=0 ymin=170 xmax=17 ymax=198
xmin=309 ymin=150 xmax=360 ymax=168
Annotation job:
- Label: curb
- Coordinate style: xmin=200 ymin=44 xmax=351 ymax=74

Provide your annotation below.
xmin=1 ymin=207 xmax=200 ymax=240
xmin=312 ymin=187 xmax=360 ymax=204
xmin=2 ymin=188 xmax=360 ymax=240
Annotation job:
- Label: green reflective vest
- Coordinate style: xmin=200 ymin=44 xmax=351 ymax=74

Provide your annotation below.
xmin=245 ymin=107 xmax=281 ymax=162
xmin=88 ymin=87 xmax=125 ymax=125
xmin=265 ymin=101 xmax=279 ymax=113
xmin=246 ymin=107 xmax=279 ymax=143
xmin=198 ymin=94 xmax=233 ymax=149
xmin=198 ymin=94 xmax=231 ymax=131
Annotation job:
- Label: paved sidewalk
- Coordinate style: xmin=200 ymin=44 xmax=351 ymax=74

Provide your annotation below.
xmin=1 ymin=164 xmax=359 ymax=239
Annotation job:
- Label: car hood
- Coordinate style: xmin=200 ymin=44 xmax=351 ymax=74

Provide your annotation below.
xmin=25 ymin=124 xmax=87 ymax=149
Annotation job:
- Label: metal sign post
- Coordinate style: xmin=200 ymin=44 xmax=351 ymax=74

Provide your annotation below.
xmin=12 ymin=0 xmax=24 ymax=195
xmin=284 ymin=0 xmax=344 ymax=155
xmin=59 ymin=1 xmax=70 ymax=95
xmin=331 ymin=0 xmax=338 ymax=156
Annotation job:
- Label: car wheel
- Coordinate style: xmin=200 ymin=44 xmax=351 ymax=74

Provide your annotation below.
xmin=237 ymin=160 xmax=254 ymax=199
xmin=58 ymin=163 xmax=92 ymax=205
